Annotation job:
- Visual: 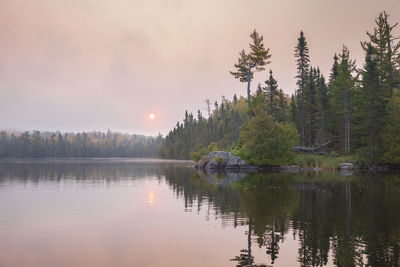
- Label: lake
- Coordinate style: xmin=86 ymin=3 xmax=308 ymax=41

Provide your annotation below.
xmin=0 ymin=159 xmax=399 ymax=267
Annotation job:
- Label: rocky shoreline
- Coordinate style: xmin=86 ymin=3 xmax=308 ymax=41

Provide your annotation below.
xmin=194 ymin=151 xmax=358 ymax=174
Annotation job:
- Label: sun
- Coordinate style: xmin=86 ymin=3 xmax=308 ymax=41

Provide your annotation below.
xmin=149 ymin=113 xmax=155 ymax=120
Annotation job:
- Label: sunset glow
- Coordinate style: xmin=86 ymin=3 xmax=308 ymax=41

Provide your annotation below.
xmin=149 ymin=114 xmax=155 ymax=120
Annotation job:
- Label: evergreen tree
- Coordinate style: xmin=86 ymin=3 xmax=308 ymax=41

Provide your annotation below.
xmin=382 ymin=92 xmax=400 ymax=164
xmin=263 ymin=70 xmax=279 ymax=120
xmin=277 ymin=89 xmax=288 ymax=123
xmin=231 ymin=30 xmax=271 ymax=108
xmin=358 ymin=44 xmax=386 ymax=162
xmin=304 ymin=67 xmax=317 ymax=146
xmin=328 ymin=46 xmax=356 ymax=153
xmin=294 ymin=31 xmax=310 ymax=145
xmin=314 ymin=69 xmax=329 ymax=145
xmin=361 ymin=11 xmax=400 ymax=97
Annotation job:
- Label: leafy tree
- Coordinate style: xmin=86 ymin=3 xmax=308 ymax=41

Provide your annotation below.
xmin=236 ymin=107 xmax=299 ymax=166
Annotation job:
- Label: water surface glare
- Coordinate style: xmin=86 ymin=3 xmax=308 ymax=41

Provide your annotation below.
xmin=0 ymin=159 xmax=399 ymax=267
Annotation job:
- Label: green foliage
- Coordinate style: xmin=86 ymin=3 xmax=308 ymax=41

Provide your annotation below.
xmin=230 ymin=29 xmax=272 ymax=108
xmin=164 ymin=11 xmax=400 ymax=166
xmin=236 ymin=108 xmax=299 ymax=166
xmin=189 ymin=151 xmax=201 ymax=162
xmin=189 ymin=142 xmax=220 ymax=162
xmin=328 ymin=46 xmax=356 ymax=153
xmin=207 ymin=142 xmax=219 ymax=152
xmin=214 ymin=156 xmax=226 ymax=164
xmin=355 ymin=43 xmax=386 ymax=163
xmin=291 ymin=154 xmax=355 ymax=169
xmin=160 ymin=96 xmax=248 ymax=160
xmin=294 ymin=30 xmax=310 ymax=145
xmin=382 ymin=93 xmax=400 ymax=164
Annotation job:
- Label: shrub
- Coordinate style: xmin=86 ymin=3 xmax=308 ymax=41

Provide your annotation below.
xmin=200 ymin=155 xmax=210 ymax=164
xmin=291 ymin=154 xmax=355 ymax=169
xmin=207 ymin=142 xmax=219 ymax=152
xmin=236 ymin=109 xmax=299 ymax=166
xmin=214 ymin=156 xmax=226 ymax=164
xmin=189 ymin=142 xmax=219 ymax=162
xmin=190 ymin=151 xmax=201 ymax=162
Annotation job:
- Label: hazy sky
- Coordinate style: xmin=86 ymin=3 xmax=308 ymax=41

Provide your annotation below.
xmin=0 ymin=0 xmax=399 ymax=135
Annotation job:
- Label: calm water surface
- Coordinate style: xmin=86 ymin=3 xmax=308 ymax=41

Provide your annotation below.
xmin=0 ymin=159 xmax=399 ymax=267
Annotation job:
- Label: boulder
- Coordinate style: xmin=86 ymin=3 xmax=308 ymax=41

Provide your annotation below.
xmin=194 ymin=151 xmax=259 ymax=171
xmin=339 ymin=163 xmax=354 ymax=170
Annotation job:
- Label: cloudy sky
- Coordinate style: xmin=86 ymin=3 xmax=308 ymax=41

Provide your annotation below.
xmin=0 ymin=0 xmax=399 ymax=135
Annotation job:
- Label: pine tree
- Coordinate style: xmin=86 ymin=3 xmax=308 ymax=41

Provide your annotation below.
xmin=231 ymin=30 xmax=271 ymax=109
xmin=358 ymin=43 xmax=386 ymax=162
xmin=294 ymin=31 xmax=310 ymax=145
xmin=289 ymin=94 xmax=299 ymax=129
xmin=315 ymin=69 xmax=329 ymax=145
xmin=263 ymin=70 xmax=279 ymax=119
xmin=304 ymin=67 xmax=317 ymax=146
xmin=328 ymin=46 xmax=356 ymax=153
xmin=361 ymin=11 xmax=400 ymax=97
xmin=277 ymin=89 xmax=288 ymax=123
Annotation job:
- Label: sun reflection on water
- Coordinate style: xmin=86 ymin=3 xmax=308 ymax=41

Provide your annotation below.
xmin=148 ymin=191 xmax=155 ymax=205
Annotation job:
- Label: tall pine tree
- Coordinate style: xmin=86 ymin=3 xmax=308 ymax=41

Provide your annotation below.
xmin=294 ymin=31 xmax=310 ymax=145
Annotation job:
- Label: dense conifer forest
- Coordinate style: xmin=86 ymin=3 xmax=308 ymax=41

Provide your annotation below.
xmin=161 ymin=11 xmax=400 ymax=166
xmin=0 ymin=130 xmax=162 ymax=158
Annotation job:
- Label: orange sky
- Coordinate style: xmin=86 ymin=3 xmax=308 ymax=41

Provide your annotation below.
xmin=0 ymin=0 xmax=399 ymax=135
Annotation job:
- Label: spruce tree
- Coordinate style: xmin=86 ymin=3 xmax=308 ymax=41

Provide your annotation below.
xmin=328 ymin=46 xmax=356 ymax=153
xmin=294 ymin=31 xmax=310 ymax=145
xmin=315 ymin=69 xmax=329 ymax=145
xmin=264 ymin=70 xmax=279 ymax=119
xmin=304 ymin=67 xmax=317 ymax=146
xmin=361 ymin=11 xmax=400 ymax=97
xmin=359 ymin=43 xmax=386 ymax=162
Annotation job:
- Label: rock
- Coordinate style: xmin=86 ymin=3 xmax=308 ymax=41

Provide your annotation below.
xmin=339 ymin=163 xmax=354 ymax=170
xmin=194 ymin=151 xmax=259 ymax=171
xmin=338 ymin=163 xmax=355 ymax=176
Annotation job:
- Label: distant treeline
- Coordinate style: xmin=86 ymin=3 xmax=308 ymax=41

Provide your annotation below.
xmin=0 ymin=130 xmax=162 ymax=158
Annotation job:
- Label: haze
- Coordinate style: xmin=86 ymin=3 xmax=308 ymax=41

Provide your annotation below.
xmin=0 ymin=0 xmax=399 ymax=135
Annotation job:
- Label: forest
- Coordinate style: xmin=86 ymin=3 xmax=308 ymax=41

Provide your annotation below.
xmin=1 ymin=12 xmax=399 ymax=166
xmin=160 ymin=11 xmax=400 ymax=166
xmin=0 ymin=130 xmax=162 ymax=158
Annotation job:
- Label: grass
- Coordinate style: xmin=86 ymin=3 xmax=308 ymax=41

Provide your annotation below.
xmin=290 ymin=154 xmax=355 ymax=170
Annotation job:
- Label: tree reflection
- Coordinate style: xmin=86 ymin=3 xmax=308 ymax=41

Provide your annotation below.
xmin=2 ymin=162 xmax=399 ymax=266
xmin=163 ymin=168 xmax=400 ymax=266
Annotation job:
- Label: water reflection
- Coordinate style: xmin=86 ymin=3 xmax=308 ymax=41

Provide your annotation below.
xmin=162 ymin=167 xmax=400 ymax=266
xmin=0 ymin=160 xmax=399 ymax=266
xmin=148 ymin=191 xmax=155 ymax=205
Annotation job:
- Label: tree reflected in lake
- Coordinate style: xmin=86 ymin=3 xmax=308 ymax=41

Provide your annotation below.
xmin=162 ymin=167 xmax=400 ymax=266
xmin=0 ymin=161 xmax=399 ymax=266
